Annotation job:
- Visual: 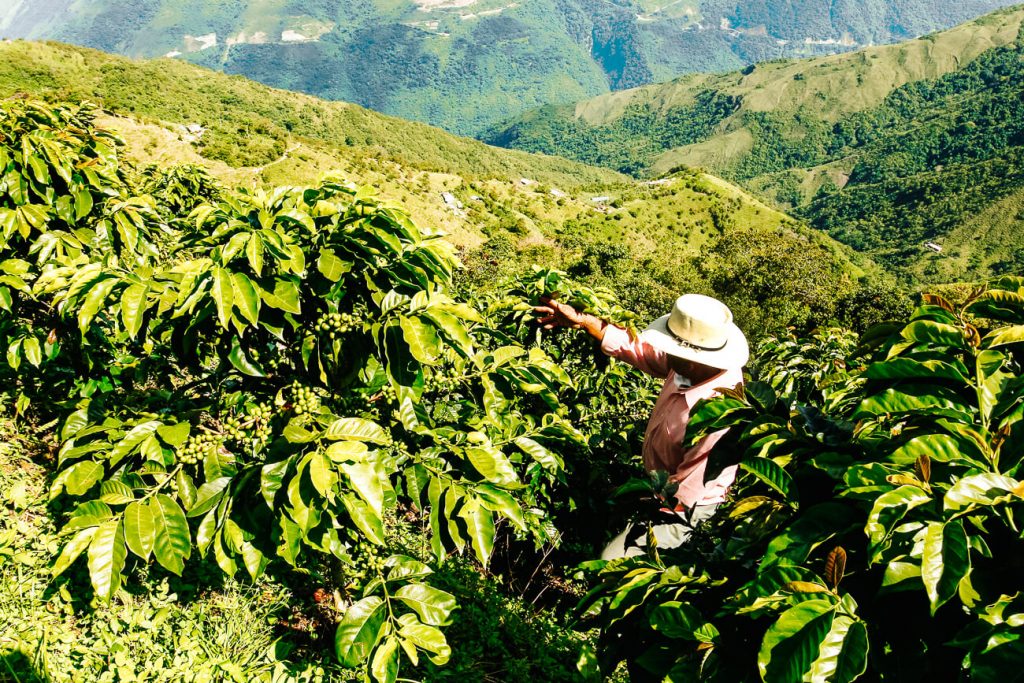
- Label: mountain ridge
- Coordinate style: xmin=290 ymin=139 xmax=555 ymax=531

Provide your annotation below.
xmin=487 ymin=4 xmax=1024 ymax=281
xmin=0 ymin=37 xmax=894 ymax=334
xmin=488 ymin=4 xmax=1024 ymax=173
xmin=1 ymin=39 xmax=866 ymax=282
xmin=1 ymin=0 xmax=1018 ymax=135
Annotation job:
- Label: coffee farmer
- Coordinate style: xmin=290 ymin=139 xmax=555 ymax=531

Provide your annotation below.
xmin=534 ymin=293 xmax=748 ymax=559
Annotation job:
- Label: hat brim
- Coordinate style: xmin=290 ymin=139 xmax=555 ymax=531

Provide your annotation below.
xmin=643 ymin=314 xmax=749 ymax=370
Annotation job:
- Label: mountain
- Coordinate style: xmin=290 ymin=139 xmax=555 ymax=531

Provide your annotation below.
xmin=0 ymin=39 xmax=817 ymax=259
xmin=0 ymin=39 xmax=886 ymax=331
xmin=0 ymin=39 xmax=629 ymax=244
xmin=488 ymin=5 xmax=1024 ymax=281
xmin=0 ymin=1 xmax=1017 ymax=135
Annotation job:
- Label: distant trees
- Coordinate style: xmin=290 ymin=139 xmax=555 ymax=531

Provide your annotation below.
xmin=698 ymin=228 xmax=858 ymax=334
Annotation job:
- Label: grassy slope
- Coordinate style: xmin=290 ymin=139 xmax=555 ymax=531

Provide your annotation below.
xmin=0 ymin=39 xmax=626 ymax=246
xmin=649 ymin=5 xmax=1024 ymax=174
xmin=0 ymin=38 xmax=840 ymax=276
xmin=0 ymin=422 xmax=337 ymax=683
xmin=0 ymin=419 xmax=594 ymax=683
xmin=0 ymin=40 xmax=622 ymax=188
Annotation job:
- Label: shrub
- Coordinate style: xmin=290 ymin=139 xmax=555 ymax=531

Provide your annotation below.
xmin=580 ymin=282 xmax=1024 ymax=681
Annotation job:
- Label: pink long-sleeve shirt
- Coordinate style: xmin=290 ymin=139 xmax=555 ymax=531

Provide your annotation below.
xmin=601 ymin=325 xmax=743 ymax=509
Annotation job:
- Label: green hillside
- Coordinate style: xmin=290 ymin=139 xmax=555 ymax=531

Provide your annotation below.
xmin=0 ymin=39 xmax=630 ymax=246
xmin=0 ymin=40 xmax=622 ymax=187
xmin=489 ymin=5 xmax=1024 ymax=281
xmin=0 ymin=0 xmax=1016 ymax=135
xmin=0 ymin=38 xmax=891 ymax=334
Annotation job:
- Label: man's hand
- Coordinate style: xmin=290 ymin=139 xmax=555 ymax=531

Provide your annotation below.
xmin=533 ymin=295 xmax=607 ymax=340
xmin=533 ymin=295 xmax=585 ymax=329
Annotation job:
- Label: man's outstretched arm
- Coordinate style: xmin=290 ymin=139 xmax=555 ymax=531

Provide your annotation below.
xmin=533 ymin=295 xmax=670 ymax=378
xmin=533 ymin=295 xmax=607 ymax=340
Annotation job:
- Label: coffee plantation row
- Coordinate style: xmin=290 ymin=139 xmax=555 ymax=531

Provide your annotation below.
xmin=1 ymin=99 xmax=1023 ymax=681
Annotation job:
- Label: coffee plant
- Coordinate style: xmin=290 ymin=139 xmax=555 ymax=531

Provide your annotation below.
xmin=479 ymin=267 xmax=662 ymax=537
xmin=0 ymin=99 xmax=605 ymax=682
xmin=578 ymin=282 xmax=1024 ymax=681
xmin=0 ymin=100 xmax=165 ymax=414
xmin=11 ymin=96 xmax=1021 ymax=683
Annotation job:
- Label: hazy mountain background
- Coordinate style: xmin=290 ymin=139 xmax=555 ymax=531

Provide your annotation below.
xmin=0 ymin=0 xmax=1016 ymax=135
xmin=489 ymin=5 xmax=1024 ymax=282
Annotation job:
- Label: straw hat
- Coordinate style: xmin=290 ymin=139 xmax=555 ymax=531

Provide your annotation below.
xmin=643 ymin=294 xmax=749 ymax=370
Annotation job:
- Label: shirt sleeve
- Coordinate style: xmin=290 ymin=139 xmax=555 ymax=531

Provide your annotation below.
xmin=600 ymin=325 xmax=672 ymax=379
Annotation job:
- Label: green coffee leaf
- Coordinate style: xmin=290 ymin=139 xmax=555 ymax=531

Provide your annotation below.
xmin=63 ymin=460 xmax=105 ymax=496
xmin=260 ymin=278 xmax=301 ymax=314
xmin=853 ymin=384 xmax=970 ymax=419
xmin=156 ymin=422 xmax=190 ymax=448
xmin=246 ymin=233 xmax=264 ymax=275
xmin=188 ymin=476 xmax=232 ymax=518
xmin=922 ymin=519 xmax=970 ymax=614
xmin=385 ymin=556 xmax=433 ymax=583
xmin=397 ymin=616 xmax=451 ymax=666
xmin=757 ymin=599 xmax=836 ymax=683
xmin=394 ymin=583 xmax=457 ymax=626
xmin=865 ymin=485 xmax=933 ymax=551
xmin=87 ymin=519 xmax=127 ymax=603
xmin=900 ymin=320 xmax=967 ymax=348
xmin=335 ymin=596 xmax=387 ymax=668
xmin=400 ymin=315 xmax=441 ymax=364
xmin=309 ymin=451 xmax=337 ymax=498
xmin=465 ymin=446 xmax=520 ymax=488
xmin=649 ymin=601 xmax=705 ymax=640
xmin=52 ymin=526 xmax=98 ymax=577
xmin=98 ymin=480 xmax=135 ymax=505
xmin=741 ymin=457 xmax=793 ymax=498
xmin=888 ymin=433 xmax=982 ymax=464
xmin=476 ymin=484 xmax=527 ymax=532
xmin=805 ymin=616 xmax=869 ymax=683
xmin=370 ymin=636 xmax=400 ymax=683
xmin=108 ymin=420 xmax=161 ymax=467
xmin=123 ymin=500 xmax=156 ymax=560
xmin=22 ymin=335 xmax=42 ymax=367
xmin=514 ymin=436 xmax=563 ymax=471
xmin=152 ymin=494 xmax=191 ymax=575
xmin=342 ymin=495 xmax=385 ymax=545
xmin=211 ymin=266 xmax=234 ymax=328
xmin=120 ymin=282 xmax=149 ymax=339
xmin=460 ymin=499 xmax=495 ymax=566
xmin=231 ymin=272 xmax=261 ymax=326
xmin=326 ymin=417 xmax=389 ymax=444
xmin=317 ymin=249 xmax=351 ymax=281
xmin=945 ymin=474 xmax=1021 ymax=510
xmin=341 ymin=462 xmax=384 ymax=516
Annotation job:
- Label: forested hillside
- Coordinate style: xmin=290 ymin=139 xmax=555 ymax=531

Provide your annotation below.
xmin=489 ymin=5 xmax=1024 ymax=281
xmin=0 ymin=0 xmax=1016 ymax=134
xmin=0 ymin=38 xmax=894 ymax=336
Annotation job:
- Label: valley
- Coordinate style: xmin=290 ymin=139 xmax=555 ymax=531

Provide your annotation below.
xmin=0 ymin=37 xmax=881 ymax=334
